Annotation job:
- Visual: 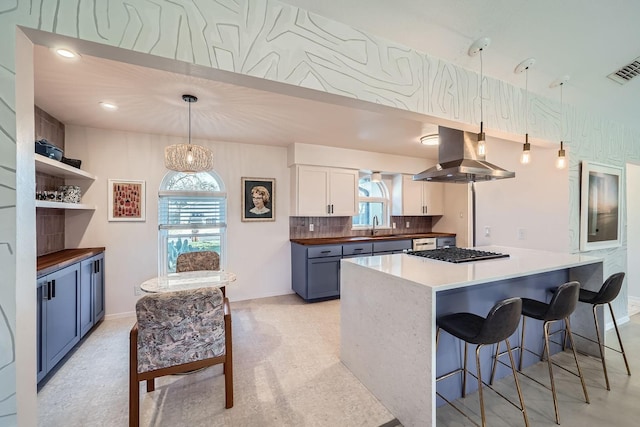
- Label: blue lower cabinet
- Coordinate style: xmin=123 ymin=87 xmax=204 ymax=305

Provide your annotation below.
xmin=291 ymin=240 xmax=411 ymax=301
xmin=37 ymin=263 xmax=81 ymax=383
xmin=37 ymin=251 xmax=105 ymax=384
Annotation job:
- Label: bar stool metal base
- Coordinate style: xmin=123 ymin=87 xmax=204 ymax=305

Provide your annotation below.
xmin=436 ymin=328 xmax=529 ymax=427
xmin=493 ymin=316 xmax=589 ymax=425
xmin=572 ymin=302 xmax=631 ymax=390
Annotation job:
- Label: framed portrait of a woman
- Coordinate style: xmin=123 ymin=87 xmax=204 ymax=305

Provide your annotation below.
xmin=241 ymin=177 xmax=275 ymax=222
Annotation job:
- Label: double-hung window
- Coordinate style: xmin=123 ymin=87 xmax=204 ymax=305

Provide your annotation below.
xmin=352 ymin=175 xmax=389 ymax=228
xmin=158 ymin=171 xmax=227 ymax=275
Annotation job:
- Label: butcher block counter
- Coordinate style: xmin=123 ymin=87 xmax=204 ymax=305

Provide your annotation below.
xmin=290 ymin=232 xmax=455 ymax=245
xmin=37 ymin=247 xmax=106 ymax=276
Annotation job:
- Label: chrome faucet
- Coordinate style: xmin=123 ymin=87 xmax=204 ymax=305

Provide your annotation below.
xmin=372 ymin=215 xmax=379 ymax=236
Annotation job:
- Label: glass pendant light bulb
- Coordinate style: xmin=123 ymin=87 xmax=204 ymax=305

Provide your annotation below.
xmin=477 ymin=134 xmax=486 ymax=156
xmin=520 ymin=136 xmax=531 ymax=164
xmin=186 ymin=147 xmax=194 ymax=164
xmin=556 ymin=141 xmax=566 ymax=169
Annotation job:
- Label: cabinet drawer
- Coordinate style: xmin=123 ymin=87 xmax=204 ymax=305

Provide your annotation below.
xmin=373 ymin=239 xmax=412 ymax=253
xmin=342 ymin=242 xmax=373 ymax=256
xmin=307 ymin=245 xmax=342 ymax=258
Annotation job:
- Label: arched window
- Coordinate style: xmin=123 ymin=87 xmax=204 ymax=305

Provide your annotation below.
xmin=353 ymin=175 xmax=389 ymax=228
xmin=158 ymin=170 xmax=227 ymax=275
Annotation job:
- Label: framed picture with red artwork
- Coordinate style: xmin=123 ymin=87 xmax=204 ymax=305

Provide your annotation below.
xmin=108 ymin=179 xmax=146 ymax=222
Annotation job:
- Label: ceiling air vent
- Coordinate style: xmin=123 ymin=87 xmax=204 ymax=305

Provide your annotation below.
xmin=607 ymin=57 xmax=640 ymax=84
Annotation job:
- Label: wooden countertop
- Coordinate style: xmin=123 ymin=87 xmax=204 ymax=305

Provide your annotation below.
xmin=37 ymin=247 xmax=105 ymax=277
xmin=290 ymin=233 xmax=455 ymax=246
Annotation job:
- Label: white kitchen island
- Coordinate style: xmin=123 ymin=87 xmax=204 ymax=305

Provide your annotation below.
xmin=339 ymin=246 xmax=603 ymax=427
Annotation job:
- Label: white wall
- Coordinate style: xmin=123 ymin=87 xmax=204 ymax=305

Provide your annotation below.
xmin=627 ymin=163 xmax=640 ymax=298
xmin=432 ymin=183 xmax=471 ymax=248
xmin=64 ymin=126 xmax=292 ymax=317
xmin=288 ymin=142 xmax=433 ymax=174
xmin=475 ymin=137 xmax=569 ymax=252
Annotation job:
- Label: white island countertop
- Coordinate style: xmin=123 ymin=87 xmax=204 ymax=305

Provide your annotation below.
xmin=342 ymin=245 xmax=602 ymax=292
xmin=340 ymin=246 xmax=604 ymax=427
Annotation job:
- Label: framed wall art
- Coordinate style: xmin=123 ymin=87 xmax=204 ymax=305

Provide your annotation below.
xmin=579 ymin=162 xmax=622 ymax=251
xmin=241 ymin=177 xmax=275 ymax=222
xmin=108 ymin=179 xmax=146 ymax=222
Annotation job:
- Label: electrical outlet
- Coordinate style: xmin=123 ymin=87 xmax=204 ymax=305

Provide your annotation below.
xmin=392 ymin=222 xmax=397 ymax=229
xmin=309 ymin=223 xmax=314 ymax=232
xmin=518 ymin=228 xmax=526 ymax=240
xmin=484 ymin=226 xmax=491 ymax=237
xmin=406 ymin=221 xmax=410 ymax=228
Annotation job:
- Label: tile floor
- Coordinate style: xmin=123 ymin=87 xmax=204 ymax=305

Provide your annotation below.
xmin=38 ymin=294 xmax=639 ymax=426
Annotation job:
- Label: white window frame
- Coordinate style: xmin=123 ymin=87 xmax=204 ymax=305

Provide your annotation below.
xmin=352 ymin=175 xmax=390 ymax=230
xmin=158 ymin=170 xmax=227 ymax=275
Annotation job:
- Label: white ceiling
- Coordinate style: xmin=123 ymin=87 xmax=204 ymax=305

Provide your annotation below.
xmin=33 ymin=0 xmax=640 ymax=161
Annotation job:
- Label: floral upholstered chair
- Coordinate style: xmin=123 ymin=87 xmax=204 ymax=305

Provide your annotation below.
xmin=129 ymin=287 xmax=233 ymax=427
xmin=175 ymin=251 xmax=225 ymax=296
xmin=176 ymin=251 xmax=220 ymax=272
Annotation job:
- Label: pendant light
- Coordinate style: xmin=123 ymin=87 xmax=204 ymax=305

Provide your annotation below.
xmin=164 ymin=94 xmax=214 ymax=173
xmin=550 ymin=76 xmax=570 ymax=169
xmin=370 ymin=172 xmax=382 ymax=182
xmin=515 ymin=58 xmax=535 ymax=165
xmin=469 ymin=37 xmax=490 ymax=156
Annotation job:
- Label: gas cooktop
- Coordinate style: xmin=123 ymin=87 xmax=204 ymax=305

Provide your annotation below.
xmin=408 ymin=247 xmax=509 ymax=263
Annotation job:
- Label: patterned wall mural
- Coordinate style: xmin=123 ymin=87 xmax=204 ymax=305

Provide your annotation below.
xmin=0 ymin=0 xmax=639 ymax=423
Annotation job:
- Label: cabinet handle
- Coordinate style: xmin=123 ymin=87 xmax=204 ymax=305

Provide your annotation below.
xmin=327 ymin=205 xmax=330 ymax=214
xmin=94 ymin=260 xmax=99 ymax=274
xmin=425 ymin=205 xmax=428 ymax=214
xmin=331 ymin=204 xmax=334 ymax=214
xmin=51 ymin=279 xmax=56 ymax=298
xmin=320 ymin=250 xmax=331 ymax=254
xmin=354 ymin=248 xmax=363 ymax=251
xmin=47 ymin=281 xmax=52 ymax=300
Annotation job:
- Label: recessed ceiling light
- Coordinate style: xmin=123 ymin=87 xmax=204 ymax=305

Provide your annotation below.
xmin=54 ymin=48 xmax=80 ymax=59
xmin=420 ymin=134 xmax=439 ymax=146
xmin=99 ymin=102 xmax=118 ymax=111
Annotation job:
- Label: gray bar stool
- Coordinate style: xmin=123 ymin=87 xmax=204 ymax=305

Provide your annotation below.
xmin=436 ymin=297 xmax=529 ymax=427
xmin=575 ymin=272 xmax=631 ymax=390
xmin=512 ymin=281 xmax=589 ymax=425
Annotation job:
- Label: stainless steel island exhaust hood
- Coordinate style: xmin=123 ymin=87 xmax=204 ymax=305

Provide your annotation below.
xmin=413 ymin=126 xmax=515 ymax=183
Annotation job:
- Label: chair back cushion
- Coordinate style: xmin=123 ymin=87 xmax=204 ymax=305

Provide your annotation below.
xmin=545 ymin=281 xmax=580 ymax=320
xmin=593 ymin=272 xmax=625 ymax=304
xmin=176 ymin=251 xmax=220 ymax=272
xmin=476 ymin=297 xmax=522 ymax=344
xmin=136 ymin=287 xmax=225 ymax=373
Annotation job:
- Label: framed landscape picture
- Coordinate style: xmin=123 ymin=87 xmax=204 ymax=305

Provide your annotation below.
xmin=579 ymin=162 xmax=622 ymax=251
xmin=241 ymin=177 xmax=275 ymax=222
xmin=108 ymin=179 xmax=146 ymax=222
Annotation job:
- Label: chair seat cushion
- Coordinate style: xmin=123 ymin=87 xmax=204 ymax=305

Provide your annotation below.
xmin=136 ymin=288 xmax=225 ymax=373
xmin=437 ymin=312 xmax=486 ymax=344
xmin=521 ymin=297 xmax=549 ymax=320
xmin=578 ymin=288 xmax=599 ymax=304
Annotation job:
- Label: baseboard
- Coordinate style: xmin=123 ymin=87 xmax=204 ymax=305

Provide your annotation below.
xmin=104 ymin=311 xmax=135 ymax=320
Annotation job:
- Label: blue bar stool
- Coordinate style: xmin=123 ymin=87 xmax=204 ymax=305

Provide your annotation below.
xmin=575 ymin=272 xmax=631 ymax=390
xmin=436 ymin=297 xmax=529 ymax=427
xmin=513 ymin=281 xmax=589 ymax=425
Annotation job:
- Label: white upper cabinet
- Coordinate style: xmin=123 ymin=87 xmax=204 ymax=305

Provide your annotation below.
xmin=392 ymin=174 xmax=444 ymax=216
xmin=291 ymin=165 xmax=358 ymax=216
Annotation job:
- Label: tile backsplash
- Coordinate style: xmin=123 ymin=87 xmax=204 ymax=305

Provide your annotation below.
xmin=289 ymin=216 xmax=433 ymax=239
xmin=36 ymin=106 xmax=66 ymax=256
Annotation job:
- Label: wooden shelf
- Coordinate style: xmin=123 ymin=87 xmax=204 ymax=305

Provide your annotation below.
xmin=35 ymin=155 xmax=96 ymax=180
xmin=36 ymin=200 xmax=96 ymax=210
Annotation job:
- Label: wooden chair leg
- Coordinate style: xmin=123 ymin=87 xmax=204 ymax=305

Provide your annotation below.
xmin=129 ymin=326 xmax=140 ymax=427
